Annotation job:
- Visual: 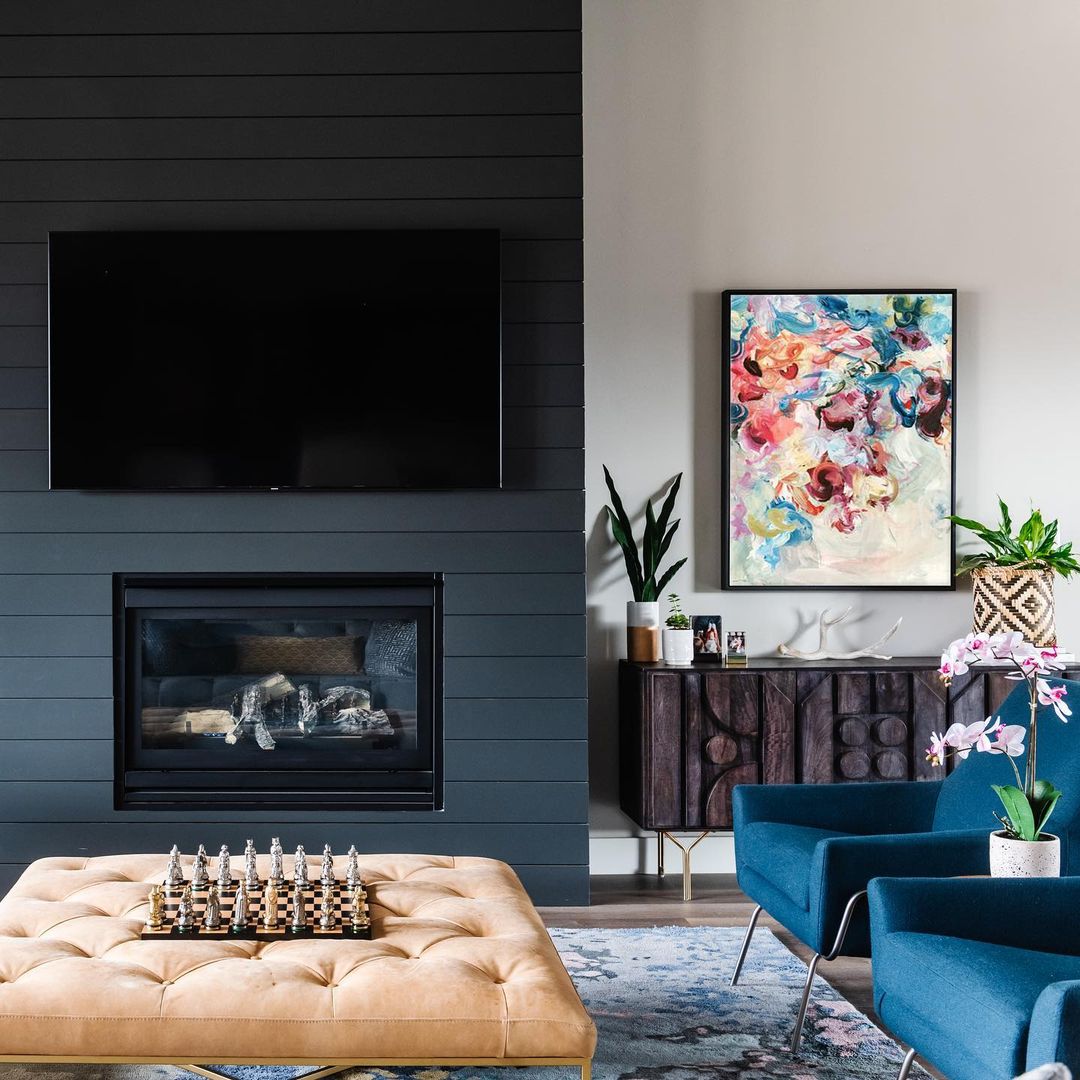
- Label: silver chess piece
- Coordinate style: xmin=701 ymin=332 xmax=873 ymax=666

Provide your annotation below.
xmin=204 ymin=884 xmax=222 ymax=930
xmin=294 ymin=845 xmax=309 ymax=887
xmin=191 ymin=844 xmax=210 ymax=888
xmin=176 ymin=885 xmax=195 ymax=930
xmin=290 ymin=882 xmax=307 ymax=932
xmin=216 ymin=845 xmax=232 ymax=888
xmin=345 ymin=845 xmax=361 ymax=890
xmin=244 ymin=838 xmax=259 ymax=890
xmin=320 ymin=844 xmax=335 ymax=886
xmin=269 ymin=837 xmax=285 ymax=886
xmin=319 ymin=884 xmax=335 ymax=930
xmin=231 ymin=881 xmax=249 ymax=931
xmin=165 ymin=844 xmax=185 ymax=888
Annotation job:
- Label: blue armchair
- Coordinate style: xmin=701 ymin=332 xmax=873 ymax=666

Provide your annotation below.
xmin=731 ymin=677 xmax=1080 ymax=1052
xmin=869 ymin=876 xmax=1080 ymax=1080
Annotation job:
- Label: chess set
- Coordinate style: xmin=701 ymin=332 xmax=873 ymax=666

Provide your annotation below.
xmin=141 ymin=838 xmax=373 ymax=941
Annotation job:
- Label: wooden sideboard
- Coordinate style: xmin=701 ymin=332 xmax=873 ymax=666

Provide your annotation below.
xmin=619 ymin=657 xmax=1070 ymax=833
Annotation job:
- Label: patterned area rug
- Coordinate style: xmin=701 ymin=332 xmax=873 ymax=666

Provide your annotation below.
xmin=0 ymin=926 xmax=922 ymax=1080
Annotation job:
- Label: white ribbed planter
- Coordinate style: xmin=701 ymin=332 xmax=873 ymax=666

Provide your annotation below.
xmin=626 ymin=601 xmax=660 ymax=663
xmin=989 ymin=831 xmax=1060 ymax=878
xmin=662 ymin=628 xmax=693 ymax=667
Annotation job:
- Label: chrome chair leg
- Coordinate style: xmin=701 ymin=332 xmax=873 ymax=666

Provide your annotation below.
xmin=657 ymin=831 xmax=665 ymax=878
xmin=729 ymin=903 xmax=762 ymax=986
xmin=897 ymin=1047 xmax=917 ymax=1080
xmin=790 ymin=890 xmax=867 ymax=1054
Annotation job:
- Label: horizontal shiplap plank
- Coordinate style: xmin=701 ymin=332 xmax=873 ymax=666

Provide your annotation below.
xmin=0 ymin=411 xmax=45 ymax=449
xmin=0 ymin=821 xmax=588 ymax=866
xmin=0 ymin=158 xmax=582 ymax=201
xmin=0 ymin=239 xmax=582 ymax=287
xmin=444 ymin=615 xmax=584 ymax=657
xmin=0 ymin=572 xmax=586 ymax=617
xmin=502 ymin=281 xmax=582 ymax=323
xmin=0 ymin=198 xmax=583 ymax=242
xmin=0 ymin=408 xmax=580 ymax=452
xmin=0 ymin=1 xmax=583 ymax=35
xmin=0 ymin=655 xmax=586 ymax=698
xmin=0 ymin=614 xmax=583 ymax=658
xmin=447 ymin=657 xmax=586 ymax=698
xmin=0 ymin=74 xmax=582 ymax=120
xmin=0 ymin=33 xmax=581 ymax=79
xmin=502 ymin=407 xmax=582 ymax=449
xmin=0 ymin=697 xmax=113 ymax=738
xmin=502 ymin=447 xmax=583 ymax=490
xmin=0 ymin=615 xmax=110 ymax=656
xmin=443 ymin=573 xmax=584 ymax=615
xmin=0 ymin=737 xmax=111 ymax=778
xmin=0 ymin=531 xmax=584 ymax=575
xmin=0 ymin=576 xmax=113 ymax=616
xmin=0 ymin=116 xmax=583 ymax=162
xmin=0 ymin=285 xmax=43 ymax=325
xmin=503 ymin=364 xmax=583 ymax=407
xmin=445 ymin=697 xmax=586 ymax=740
xmin=501 ymin=323 xmax=583 ymax=365
xmin=0 ymin=327 xmax=44 ymax=365
xmin=0 ymin=491 xmax=584 ymax=533
xmin=0 ymin=369 xmax=44 ymax=409
xmin=0 ymin=780 xmax=589 ymax=824
xmin=0 ymin=450 xmax=45 ymax=489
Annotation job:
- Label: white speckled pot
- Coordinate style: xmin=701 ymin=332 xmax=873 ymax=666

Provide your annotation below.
xmin=989 ymin=830 xmax=1060 ymax=877
xmin=662 ymin=628 xmax=693 ymax=666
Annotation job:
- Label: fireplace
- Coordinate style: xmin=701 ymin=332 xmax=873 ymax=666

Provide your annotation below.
xmin=114 ymin=573 xmax=443 ymax=811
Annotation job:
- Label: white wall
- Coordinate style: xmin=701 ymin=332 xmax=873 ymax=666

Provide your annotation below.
xmin=583 ymin=0 xmax=1080 ymax=874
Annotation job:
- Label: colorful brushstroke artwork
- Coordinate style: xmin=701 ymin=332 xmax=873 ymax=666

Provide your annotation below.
xmin=723 ymin=291 xmax=955 ymax=588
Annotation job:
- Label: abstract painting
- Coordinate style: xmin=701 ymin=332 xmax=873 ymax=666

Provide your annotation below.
xmin=723 ymin=291 xmax=955 ymax=588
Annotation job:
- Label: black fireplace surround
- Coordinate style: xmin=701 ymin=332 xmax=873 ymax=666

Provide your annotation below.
xmin=114 ymin=573 xmax=443 ymax=811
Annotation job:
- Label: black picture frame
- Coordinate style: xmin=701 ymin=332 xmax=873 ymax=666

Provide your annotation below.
xmin=720 ymin=289 xmax=957 ymax=591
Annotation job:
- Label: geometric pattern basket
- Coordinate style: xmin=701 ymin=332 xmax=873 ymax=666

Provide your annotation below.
xmin=971 ymin=564 xmax=1057 ymax=647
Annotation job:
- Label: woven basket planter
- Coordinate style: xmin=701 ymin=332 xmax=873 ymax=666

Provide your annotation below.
xmin=971 ymin=565 xmax=1057 ymax=647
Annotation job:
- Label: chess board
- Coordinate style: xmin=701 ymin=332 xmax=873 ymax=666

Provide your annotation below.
xmin=140 ymin=880 xmax=373 ymax=941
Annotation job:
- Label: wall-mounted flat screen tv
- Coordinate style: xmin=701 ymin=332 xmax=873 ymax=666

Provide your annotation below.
xmin=48 ymin=229 xmax=501 ymax=490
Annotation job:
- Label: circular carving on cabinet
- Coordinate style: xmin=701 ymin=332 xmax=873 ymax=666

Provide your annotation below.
xmin=838 ymin=749 xmax=871 ymax=779
xmin=838 ymin=718 xmax=869 ymax=746
xmin=875 ymin=749 xmax=908 ymax=779
xmin=704 ymin=734 xmax=738 ymax=766
xmin=875 ymin=717 xmax=909 ymax=747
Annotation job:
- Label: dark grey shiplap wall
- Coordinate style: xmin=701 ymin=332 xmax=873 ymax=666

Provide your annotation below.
xmin=0 ymin=1 xmax=586 ymax=904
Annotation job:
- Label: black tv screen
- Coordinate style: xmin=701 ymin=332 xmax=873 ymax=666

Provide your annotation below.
xmin=48 ymin=230 xmax=502 ymax=490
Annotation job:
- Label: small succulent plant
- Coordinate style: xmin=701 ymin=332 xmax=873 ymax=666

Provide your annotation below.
xmin=665 ymin=592 xmax=690 ymax=630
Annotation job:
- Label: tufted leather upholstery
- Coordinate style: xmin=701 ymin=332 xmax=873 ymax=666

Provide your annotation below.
xmin=0 ymin=854 xmax=596 ymax=1062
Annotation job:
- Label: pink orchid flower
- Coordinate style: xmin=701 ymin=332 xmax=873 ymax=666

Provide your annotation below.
xmin=1037 ymin=679 xmax=1072 ymax=722
xmin=944 ymin=718 xmax=998 ymax=758
xmin=988 ymin=724 xmax=1026 ymax=757
xmin=963 ymin=633 xmax=994 ymax=660
xmin=925 ymin=731 xmax=949 ymax=767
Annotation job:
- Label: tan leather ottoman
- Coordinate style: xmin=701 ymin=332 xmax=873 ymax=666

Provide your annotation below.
xmin=0 ymin=853 xmax=595 ymax=1078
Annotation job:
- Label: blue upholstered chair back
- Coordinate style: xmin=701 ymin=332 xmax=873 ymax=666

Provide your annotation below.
xmin=933 ymin=677 xmax=1080 ymax=868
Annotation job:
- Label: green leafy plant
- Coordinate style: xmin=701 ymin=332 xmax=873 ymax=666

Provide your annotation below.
xmin=949 ymin=497 xmax=1079 ymax=577
xmin=992 ymin=778 xmax=1062 ymax=842
xmin=603 ymin=465 xmax=687 ymax=602
xmin=665 ymin=592 xmax=690 ymax=630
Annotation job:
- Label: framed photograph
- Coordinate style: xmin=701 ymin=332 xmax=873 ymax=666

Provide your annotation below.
xmin=726 ymin=631 xmax=746 ymax=659
xmin=722 ymin=290 xmax=956 ymax=589
xmin=692 ymin=616 xmax=723 ymax=662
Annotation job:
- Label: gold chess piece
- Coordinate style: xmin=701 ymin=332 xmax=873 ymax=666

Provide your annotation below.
xmin=319 ymin=883 xmax=335 ymax=930
xmin=145 ymin=883 xmax=165 ymax=930
xmin=262 ymin=882 xmax=279 ymax=929
xmin=351 ymin=884 xmax=370 ymax=930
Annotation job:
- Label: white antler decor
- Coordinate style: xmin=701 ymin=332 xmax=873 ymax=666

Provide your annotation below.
xmin=778 ymin=607 xmax=903 ymax=661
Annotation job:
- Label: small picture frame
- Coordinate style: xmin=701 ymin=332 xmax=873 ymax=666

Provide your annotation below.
xmin=692 ymin=616 xmax=723 ymax=662
xmin=726 ymin=631 xmax=747 ymax=661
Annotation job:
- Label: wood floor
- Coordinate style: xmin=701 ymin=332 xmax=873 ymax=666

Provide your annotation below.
xmin=539 ymin=873 xmax=880 ymax=1037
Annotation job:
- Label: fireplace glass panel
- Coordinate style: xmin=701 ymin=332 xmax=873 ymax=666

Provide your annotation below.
xmin=139 ymin=615 xmax=420 ymax=761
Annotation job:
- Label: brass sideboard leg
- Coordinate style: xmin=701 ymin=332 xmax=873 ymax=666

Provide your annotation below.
xmin=657 ymin=831 xmax=665 ymax=877
xmin=581 ymin=1060 xmax=592 ymax=1080
xmin=659 ymin=830 xmax=711 ymax=901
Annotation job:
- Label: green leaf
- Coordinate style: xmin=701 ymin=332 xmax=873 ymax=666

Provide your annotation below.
xmin=949 ymin=514 xmax=994 ymax=535
xmin=607 ymin=507 xmax=644 ymax=601
xmin=643 ymin=497 xmax=659 ymax=581
xmin=1018 ymin=509 xmax=1045 ymax=550
xmin=654 ymin=556 xmax=688 ymax=597
xmin=655 ymin=473 xmax=683 ymax=538
xmin=997 ymin=496 xmax=1012 ymax=536
xmin=1031 ymin=778 xmax=1063 ymax=838
xmin=654 ymin=518 xmax=680 ymax=570
xmin=993 ymin=784 xmax=1037 ymax=841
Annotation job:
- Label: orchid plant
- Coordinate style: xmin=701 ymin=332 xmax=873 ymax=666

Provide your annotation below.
xmin=929 ymin=632 xmax=1070 ymax=842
